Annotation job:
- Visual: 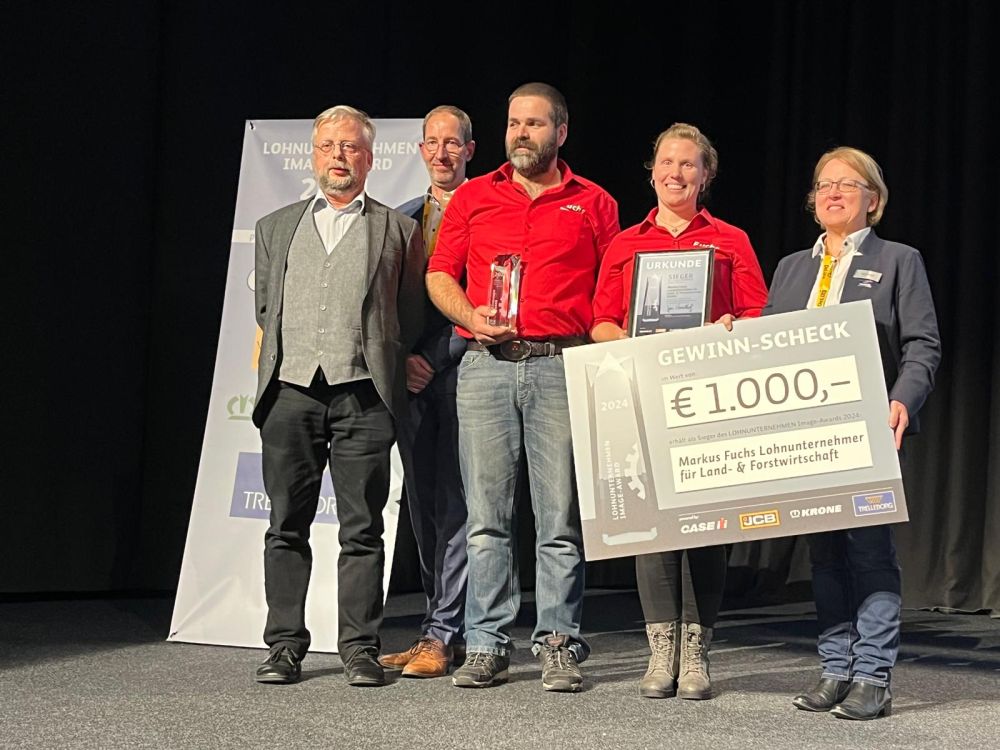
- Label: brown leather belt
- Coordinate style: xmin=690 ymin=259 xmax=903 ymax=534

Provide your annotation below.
xmin=466 ymin=337 xmax=586 ymax=362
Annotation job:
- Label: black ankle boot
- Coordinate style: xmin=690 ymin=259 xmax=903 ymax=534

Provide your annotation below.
xmin=830 ymin=681 xmax=892 ymax=720
xmin=792 ymin=677 xmax=851 ymax=711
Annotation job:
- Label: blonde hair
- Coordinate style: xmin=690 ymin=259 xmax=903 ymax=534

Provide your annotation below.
xmin=312 ymin=105 xmax=376 ymax=148
xmin=806 ymin=146 xmax=888 ymax=226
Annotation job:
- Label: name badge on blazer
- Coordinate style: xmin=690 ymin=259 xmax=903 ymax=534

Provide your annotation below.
xmin=853 ymin=269 xmax=882 ymax=282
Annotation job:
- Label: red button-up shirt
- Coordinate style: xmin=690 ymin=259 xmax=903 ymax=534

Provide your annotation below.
xmin=592 ymin=207 xmax=768 ymax=328
xmin=428 ymin=160 xmax=620 ymax=338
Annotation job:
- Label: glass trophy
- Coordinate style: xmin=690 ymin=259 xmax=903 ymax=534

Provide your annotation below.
xmin=487 ymin=254 xmax=521 ymax=328
xmin=586 ymin=354 xmax=659 ymax=545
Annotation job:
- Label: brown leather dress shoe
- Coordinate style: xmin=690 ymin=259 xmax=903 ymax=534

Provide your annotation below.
xmin=379 ymin=640 xmax=422 ymax=669
xmin=401 ymin=637 xmax=453 ymax=678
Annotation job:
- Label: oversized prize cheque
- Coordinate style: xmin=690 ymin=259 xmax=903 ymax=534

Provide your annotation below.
xmin=564 ymin=300 xmax=905 ymax=560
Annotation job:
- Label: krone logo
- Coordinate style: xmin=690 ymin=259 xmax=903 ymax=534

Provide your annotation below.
xmin=739 ymin=509 xmax=780 ymax=530
xmin=790 ymin=504 xmax=842 ymax=519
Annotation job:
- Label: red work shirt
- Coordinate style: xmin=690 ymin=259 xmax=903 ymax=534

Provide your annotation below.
xmin=592 ymin=207 xmax=768 ymax=328
xmin=428 ymin=160 xmax=620 ymax=338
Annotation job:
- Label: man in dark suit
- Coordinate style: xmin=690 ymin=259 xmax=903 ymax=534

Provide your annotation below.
xmin=251 ymin=105 xmax=425 ymax=687
xmin=380 ymin=106 xmax=475 ymax=678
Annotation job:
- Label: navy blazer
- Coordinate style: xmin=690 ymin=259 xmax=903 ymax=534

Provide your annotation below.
xmin=398 ymin=194 xmax=466 ymax=373
xmin=764 ymin=231 xmax=941 ymax=434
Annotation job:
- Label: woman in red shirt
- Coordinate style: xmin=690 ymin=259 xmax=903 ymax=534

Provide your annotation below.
xmin=591 ymin=123 xmax=768 ymax=700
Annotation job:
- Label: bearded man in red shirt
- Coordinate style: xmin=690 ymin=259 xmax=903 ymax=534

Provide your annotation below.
xmin=427 ymin=82 xmax=620 ymax=692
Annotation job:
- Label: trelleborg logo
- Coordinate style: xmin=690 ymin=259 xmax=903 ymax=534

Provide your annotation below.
xmin=226 ymin=394 xmax=256 ymax=421
xmin=739 ymin=509 xmax=780 ymax=530
xmin=680 ymin=518 xmax=729 ymax=534
xmin=790 ymin=504 xmax=843 ymax=519
xmin=852 ymin=490 xmax=896 ymax=517
xmin=229 ymin=452 xmax=339 ymax=524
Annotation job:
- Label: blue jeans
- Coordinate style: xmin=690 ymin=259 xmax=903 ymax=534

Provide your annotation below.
xmin=808 ymin=525 xmax=901 ymax=687
xmin=456 ymin=350 xmax=589 ymax=661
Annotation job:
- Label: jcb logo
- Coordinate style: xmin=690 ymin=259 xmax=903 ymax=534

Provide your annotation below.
xmin=739 ymin=509 xmax=780 ymax=530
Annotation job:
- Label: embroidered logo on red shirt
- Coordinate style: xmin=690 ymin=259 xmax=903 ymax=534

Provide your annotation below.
xmin=560 ymin=204 xmax=585 ymax=213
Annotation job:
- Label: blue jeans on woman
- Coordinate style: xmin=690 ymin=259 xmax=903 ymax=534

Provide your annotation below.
xmin=808 ymin=524 xmax=901 ymax=687
xmin=455 ymin=349 xmax=589 ymax=661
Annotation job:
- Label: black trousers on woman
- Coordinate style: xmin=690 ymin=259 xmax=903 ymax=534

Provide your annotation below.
xmin=636 ymin=546 xmax=728 ymax=627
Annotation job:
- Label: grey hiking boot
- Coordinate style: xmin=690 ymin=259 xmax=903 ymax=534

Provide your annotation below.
xmin=677 ymin=622 xmax=714 ymax=700
xmin=452 ymin=651 xmax=509 ymax=688
xmin=639 ymin=621 xmax=679 ymax=698
xmin=538 ymin=633 xmax=583 ymax=692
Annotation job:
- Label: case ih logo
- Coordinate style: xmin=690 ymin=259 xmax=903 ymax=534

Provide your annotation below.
xmin=680 ymin=518 xmax=729 ymax=534
xmin=739 ymin=509 xmax=780 ymax=530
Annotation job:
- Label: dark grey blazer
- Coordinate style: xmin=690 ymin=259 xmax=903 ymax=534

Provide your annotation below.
xmin=764 ymin=231 xmax=941 ymax=433
xmin=251 ymin=196 xmax=425 ymax=426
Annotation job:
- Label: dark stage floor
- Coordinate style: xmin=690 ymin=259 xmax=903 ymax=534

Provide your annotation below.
xmin=1 ymin=590 xmax=998 ymax=749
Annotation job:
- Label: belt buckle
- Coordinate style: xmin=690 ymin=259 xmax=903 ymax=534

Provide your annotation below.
xmin=499 ymin=339 xmax=532 ymax=361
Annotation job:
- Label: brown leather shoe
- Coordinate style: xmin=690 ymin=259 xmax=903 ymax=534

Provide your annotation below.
xmin=401 ymin=637 xmax=452 ymax=678
xmin=378 ymin=639 xmax=422 ymax=670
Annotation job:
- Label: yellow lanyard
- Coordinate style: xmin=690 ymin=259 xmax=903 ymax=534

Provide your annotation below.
xmin=815 ymin=254 xmax=837 ymax=308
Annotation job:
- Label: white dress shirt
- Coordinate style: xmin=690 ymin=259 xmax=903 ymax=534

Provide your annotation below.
xmin=806 ymin=227 xmax=871 ymax=308
xmin=312 ymin=190 xmax=366 ymax=254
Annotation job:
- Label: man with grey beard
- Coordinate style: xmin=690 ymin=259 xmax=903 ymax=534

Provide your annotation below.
xmin=251 ymin=105 xmax=425 ymax=687
xmin=427 ymin=83 xmax=620 ymax=692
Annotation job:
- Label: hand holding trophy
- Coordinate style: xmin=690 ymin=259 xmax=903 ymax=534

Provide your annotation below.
xmin=487 ymin=254 xmax=522 ymax=329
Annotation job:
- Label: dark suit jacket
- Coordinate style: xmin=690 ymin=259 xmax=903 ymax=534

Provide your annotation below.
xmin=764 ymin=231 xmax=941 ymax=434
xmin=252 ymin=195 xmax=425 ymax=426
xmin=398 ymin=194 xmax=466 ymax=373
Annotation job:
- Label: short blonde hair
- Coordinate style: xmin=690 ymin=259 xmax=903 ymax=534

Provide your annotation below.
xmin=312 ymin=105 xmax=376 ymax=148
xmin=806 ymin=146 xmax=888 ymax=226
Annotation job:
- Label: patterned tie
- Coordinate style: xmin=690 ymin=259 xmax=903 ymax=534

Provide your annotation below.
xmin=422 ymin=193 xmax=454 ymax=257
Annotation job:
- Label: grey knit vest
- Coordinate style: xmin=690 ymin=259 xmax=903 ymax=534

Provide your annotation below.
xmin=278 ymin=210 xmax=369 ymax=386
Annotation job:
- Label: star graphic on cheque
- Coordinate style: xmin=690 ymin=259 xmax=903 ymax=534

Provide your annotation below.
xmin=594 ymin=352 xmax=629 ymax=377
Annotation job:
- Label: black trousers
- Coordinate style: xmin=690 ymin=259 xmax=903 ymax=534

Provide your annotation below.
xmin=260 ymin=376 xmax=395 ymax=660
xmin=635 ymin=546 xmax=727 ymax=627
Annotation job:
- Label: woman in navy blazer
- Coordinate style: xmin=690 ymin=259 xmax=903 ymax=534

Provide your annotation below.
xmin=765 ymin=147 xmax=941 ymax=720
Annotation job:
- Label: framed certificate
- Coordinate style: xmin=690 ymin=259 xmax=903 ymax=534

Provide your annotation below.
xmin=627 ymin=248 xmax=714 ymax=337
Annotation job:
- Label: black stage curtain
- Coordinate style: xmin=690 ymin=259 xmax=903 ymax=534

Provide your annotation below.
xmin=6 ymin=2 xmax=998 ymax=613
